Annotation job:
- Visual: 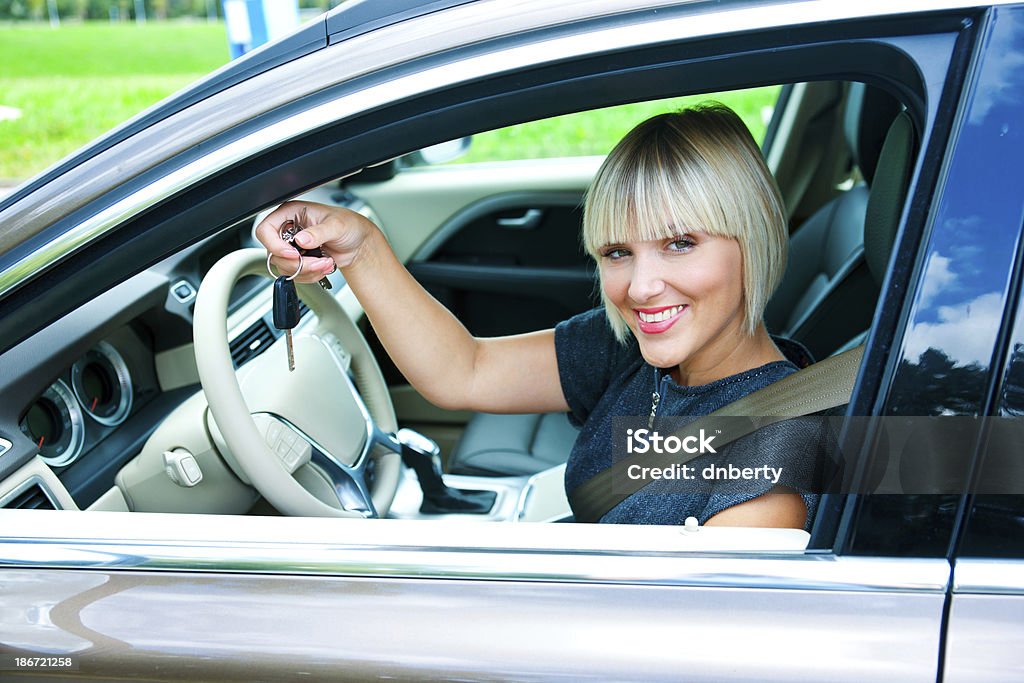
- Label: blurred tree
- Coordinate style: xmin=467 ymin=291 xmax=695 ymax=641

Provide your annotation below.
xmin=26 ymin=0 xmax=44 ymax=19
xmin=53 ymin=0 xmax=75 ymax=19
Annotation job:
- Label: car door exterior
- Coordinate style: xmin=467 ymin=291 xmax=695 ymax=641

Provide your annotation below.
xmin=2 ymin=2 xmax=1023 ymax=680
xmin=843 ymin=8 xmax=1024 ymax=681
xmin=944 ymin=185 xmax=1024 ymax=680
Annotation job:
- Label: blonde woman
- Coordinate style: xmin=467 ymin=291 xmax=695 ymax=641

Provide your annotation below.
xmin=258 ymin=104 xmax=820 ymax=528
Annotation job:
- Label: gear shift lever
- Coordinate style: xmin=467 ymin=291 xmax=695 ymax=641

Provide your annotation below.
xmin=395 ymin=428 xmax=496 ymax=514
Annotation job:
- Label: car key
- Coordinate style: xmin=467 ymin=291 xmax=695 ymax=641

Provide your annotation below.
xmin=273 ymin=275 xmax=300 ymax=371
xmin=280 ymin=207 xmax=333 ymax=290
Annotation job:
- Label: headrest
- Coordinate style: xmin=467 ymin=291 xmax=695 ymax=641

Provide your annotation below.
xmin=864 ymin=111 xmax=916 ymax=285
xmin=844 ymin=84 xmax=902 ymax=186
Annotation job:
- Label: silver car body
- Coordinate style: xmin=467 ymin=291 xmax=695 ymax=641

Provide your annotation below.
xmin=1 ymin=0 xmax=1022 ymax=679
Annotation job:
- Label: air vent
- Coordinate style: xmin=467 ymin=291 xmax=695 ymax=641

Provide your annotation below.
xmin=5 ymin=483 xmax=56 ymax=510
xmin=230 ymin=318 xmax=276 ymax=368
xmin=298 ymin=300 xmax=310 ymax=319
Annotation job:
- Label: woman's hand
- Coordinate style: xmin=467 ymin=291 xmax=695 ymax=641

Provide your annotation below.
xmin=255 ymin=201 xmax=378 ymax=283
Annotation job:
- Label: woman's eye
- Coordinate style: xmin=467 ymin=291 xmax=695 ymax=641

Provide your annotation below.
xmin=602 ymin=248 xmax=630 ymax=260
xmin=668 ymin=237 xmax=695 ymax=252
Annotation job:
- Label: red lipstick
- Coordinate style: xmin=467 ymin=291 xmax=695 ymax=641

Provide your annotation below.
xmin=634 ymin=304 xmax=687 ymax=335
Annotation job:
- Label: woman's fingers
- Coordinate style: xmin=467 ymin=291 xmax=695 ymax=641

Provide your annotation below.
xmin=268 ymin=254 xmax=335 ymax=284
xmin=255 ymin=204 xmax=303 ymax=255
xmin=290 ymin=213 xmax=349 ymax=254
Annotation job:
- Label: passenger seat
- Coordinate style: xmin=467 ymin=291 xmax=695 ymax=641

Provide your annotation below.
xmin=446 ymin=412 xmax=579 ymax=477
xmin=763 ymin=84 xmax=901 ymax=359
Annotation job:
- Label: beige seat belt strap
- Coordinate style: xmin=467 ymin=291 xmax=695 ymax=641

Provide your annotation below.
xmin=568 ymin=345 xmax=865 ymax=524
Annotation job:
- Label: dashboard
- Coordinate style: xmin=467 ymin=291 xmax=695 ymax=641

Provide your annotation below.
xmin=0 ymin=211 xmax=346 ymax=512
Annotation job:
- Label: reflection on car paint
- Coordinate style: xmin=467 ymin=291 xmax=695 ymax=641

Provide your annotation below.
xmin=0 ymin=570 xmax=108 ymax=654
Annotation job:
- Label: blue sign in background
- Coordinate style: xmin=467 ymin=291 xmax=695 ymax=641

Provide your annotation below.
xmin=222 ymin=0 xmax=299 ymax=59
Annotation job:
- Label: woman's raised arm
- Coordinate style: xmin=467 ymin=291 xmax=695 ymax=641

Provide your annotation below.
xmin=257 ymin=201 xmax=570 ymax=415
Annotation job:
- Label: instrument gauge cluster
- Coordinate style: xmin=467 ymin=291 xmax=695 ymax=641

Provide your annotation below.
xmin=19 ymin=380 xmax=85 ymax=467
xmin=19 ymin=341 xmax=136 ymax=468
xmin=70 ymin=341 xmax=133 ymax=427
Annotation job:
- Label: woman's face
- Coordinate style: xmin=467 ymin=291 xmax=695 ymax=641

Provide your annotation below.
xmin=599 ymin=231 xmax=747 ymax=383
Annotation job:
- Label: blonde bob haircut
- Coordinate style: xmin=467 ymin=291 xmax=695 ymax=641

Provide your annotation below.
xmin=583 ymin=103 xmax=787 ymax=342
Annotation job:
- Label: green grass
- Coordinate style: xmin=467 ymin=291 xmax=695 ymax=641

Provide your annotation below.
xmin=0 ymin=22 xmax=230 ymax=77
xmin=456 ymin=87 xmax=781 ymax=163
xmin=0 ymin=22 xmax=230 ymax=180
xmin=0 ymin=22 xmax=780 ymax=181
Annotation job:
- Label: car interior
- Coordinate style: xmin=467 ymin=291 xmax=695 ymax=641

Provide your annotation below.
xmin=0 ymin=77 xmax=919 ymax=540
xmin=375 ymin=81 xmax=915 ymax=481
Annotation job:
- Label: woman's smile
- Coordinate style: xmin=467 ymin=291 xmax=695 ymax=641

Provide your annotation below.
xmin=635 ymin=304 xmax=688 ymax=334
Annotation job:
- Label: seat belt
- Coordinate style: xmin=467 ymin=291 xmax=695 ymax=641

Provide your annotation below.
xmin=568 ymin=345 xmax=865 ymax=524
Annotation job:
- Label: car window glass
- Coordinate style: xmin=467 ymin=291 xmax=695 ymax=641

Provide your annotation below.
xmin=958 ymin=275 xmax=1024 ymax=558
xmin=439 ymin=86 xmax=781 ymax=165
xmin=2 ymin=73 xmax=886 ymax=555
xmin=849 ymin=34 xmax=1024 ymax=557
xmin=388 ymin=81 xmax=869 ymax=544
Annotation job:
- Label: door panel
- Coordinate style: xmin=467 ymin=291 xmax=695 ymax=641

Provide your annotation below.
xmin=0 ymin=566 xmax=946 ymax=682
xmin=349 ymin=157 xmax=602 ymax=263
xmin=409 ymin=262 xmax=595 ymax=337
xmin=0 ymin=511 xmax=949 ymax=683
xmin=945 ymin=560 xmax=1024 ymax=682
xmin=410 ymin=192 xmax=598 ymax=336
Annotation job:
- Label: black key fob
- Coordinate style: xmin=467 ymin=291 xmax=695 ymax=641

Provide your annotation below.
xmin=273 ymin=276 xmax=300 ymax=330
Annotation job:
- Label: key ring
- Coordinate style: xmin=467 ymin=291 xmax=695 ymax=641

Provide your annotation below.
xmin=266 ymin=251 xmax=303 ymax=281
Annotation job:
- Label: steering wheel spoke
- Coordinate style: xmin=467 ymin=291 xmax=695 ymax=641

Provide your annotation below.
xmin=251 ymin=413 xmax=313 ymax=474
xmin=309 ymin=448 xmax=378 ymax=518
xmin=253 ymin=409 xmax=396 ymax=518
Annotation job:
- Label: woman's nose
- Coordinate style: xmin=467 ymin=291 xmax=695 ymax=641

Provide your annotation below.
xmin=627 ymin=255 xmax=666 ymax=303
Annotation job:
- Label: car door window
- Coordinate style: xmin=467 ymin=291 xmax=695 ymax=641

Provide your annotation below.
xmin=839 ymin=8 xmax=1024 ymax=558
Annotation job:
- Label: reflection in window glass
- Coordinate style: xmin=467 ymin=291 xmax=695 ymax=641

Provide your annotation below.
xmin=448 ymin=86 xmax=781 ymax=164
xmin=959 ymin=278 xmax=1024 ymax=558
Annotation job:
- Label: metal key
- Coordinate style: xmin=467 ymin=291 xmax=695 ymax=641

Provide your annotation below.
xmin=281 ymin=207 xmax=333 ymax=290
xmin=273 ymin=275 xmax=300 ymax=371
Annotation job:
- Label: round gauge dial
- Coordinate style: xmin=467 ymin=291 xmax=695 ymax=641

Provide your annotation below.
xmin=70 ymin=341 xmax=133 ymax=426
xmin=20 ymin=380 xmax=85 ymax=467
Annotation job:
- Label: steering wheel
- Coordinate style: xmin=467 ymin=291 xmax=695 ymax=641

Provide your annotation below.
xmin=193 ymin=248 xmax=401 ymax=517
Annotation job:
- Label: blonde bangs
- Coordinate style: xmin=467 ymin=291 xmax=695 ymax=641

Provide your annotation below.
xmin=584 ymin=121 xmax=741 ymax=259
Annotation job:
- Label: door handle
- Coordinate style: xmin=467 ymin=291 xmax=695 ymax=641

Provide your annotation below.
xmin=497 ymin=209 xmax=544 ymax=229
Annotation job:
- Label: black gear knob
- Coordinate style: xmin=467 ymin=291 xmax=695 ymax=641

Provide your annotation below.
xmin=394 ymin=428 xmax=495 ymax=514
